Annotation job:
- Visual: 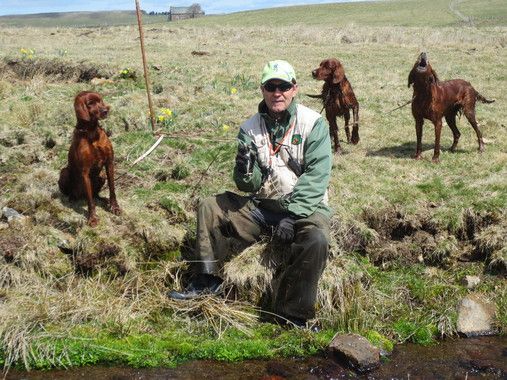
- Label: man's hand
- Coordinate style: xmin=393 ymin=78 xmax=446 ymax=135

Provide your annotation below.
xmin=235 ymin=142 xmax=256 ymax=175
xmin=274 ymin=216 xmax=296 ymax=243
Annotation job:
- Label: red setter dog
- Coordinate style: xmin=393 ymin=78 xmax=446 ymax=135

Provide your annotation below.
xmin=58 ymin=91 xmax=120 ymax=226
xmin=408 ymin=52 xmax=494 ymax=163
xmin=310 ymin=58 xmax=359 ymax=153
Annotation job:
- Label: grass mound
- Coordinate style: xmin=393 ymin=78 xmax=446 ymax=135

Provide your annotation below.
xmin=1 ymin=58 xmax=114 ymax=82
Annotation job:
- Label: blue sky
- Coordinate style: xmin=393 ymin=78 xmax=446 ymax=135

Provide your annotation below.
xmin=0 ymin=1 xmax=368 ymax=16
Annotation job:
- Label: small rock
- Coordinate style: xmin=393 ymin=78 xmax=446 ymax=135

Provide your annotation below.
xmin=457 ymin=293 xmax=496 ymax=337
xmin=461 ymin=275 xmax=481 ymax=289
xmin=2 ymin=207 xmax=27 ymax=224
xmin=328 ymin=333 xmax=380 ymax=372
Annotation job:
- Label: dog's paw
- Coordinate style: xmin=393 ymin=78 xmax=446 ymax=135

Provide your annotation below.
xmin=110 ymin=202 xmax=121 ymax=215
xmin=87 ymin=215 xmax=99 ymax=227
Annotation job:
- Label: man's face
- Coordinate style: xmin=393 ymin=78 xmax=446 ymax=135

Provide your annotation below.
xmin=261 ymin=79 xmax=298 ymax=116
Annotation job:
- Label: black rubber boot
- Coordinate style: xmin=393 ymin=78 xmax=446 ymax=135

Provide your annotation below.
xmin=167 ymin=274 xmax=223 ymax=300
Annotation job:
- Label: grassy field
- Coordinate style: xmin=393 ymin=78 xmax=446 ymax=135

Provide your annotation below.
xmin=0 ymin=0 xmax=506 ymax=371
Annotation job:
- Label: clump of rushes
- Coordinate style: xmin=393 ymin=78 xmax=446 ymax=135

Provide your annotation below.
xmin=153 ymin=83 xmax=163 ymax=94
xmin=230 ymin=73 xmax=257 ymax=90
xmin=171 ymin=163 xmax=190 ymax=180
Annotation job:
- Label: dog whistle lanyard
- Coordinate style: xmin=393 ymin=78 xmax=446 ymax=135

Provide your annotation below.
xmin=268 ymin=118 xmax=296 ymax=166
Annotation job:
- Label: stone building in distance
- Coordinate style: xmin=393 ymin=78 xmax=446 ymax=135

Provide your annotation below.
xmin=168 ymin=4 xmax=205 ymax=21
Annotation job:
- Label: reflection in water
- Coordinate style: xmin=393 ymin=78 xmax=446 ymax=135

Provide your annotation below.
xmin=5 ymin=336 xmax=507 ymax=379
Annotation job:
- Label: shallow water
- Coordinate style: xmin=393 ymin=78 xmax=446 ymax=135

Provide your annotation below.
xmin=5 ymin=335 xmax=506 ymax=379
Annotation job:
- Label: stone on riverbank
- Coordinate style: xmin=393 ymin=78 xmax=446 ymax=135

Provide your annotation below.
xmin=461 ymin=275 xmax=481 ymax=289
xmin=457 ymin=293 xmax=496 ymax=337
xmin=328 ymin=333 xmax=380 ymax=372
xmin=1 ymin=206 xmax=27 ymax=225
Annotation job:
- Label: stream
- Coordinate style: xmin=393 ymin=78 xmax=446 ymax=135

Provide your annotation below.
xmin=5 ymin=335 xmax=506 ymax=379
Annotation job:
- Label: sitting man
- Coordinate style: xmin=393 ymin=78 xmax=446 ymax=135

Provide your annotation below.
xmin=169 ymin=60 xmax=332 ymax=328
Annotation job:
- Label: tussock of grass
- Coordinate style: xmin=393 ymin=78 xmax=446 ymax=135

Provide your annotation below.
xmin=223 ymin=241 xmax=273 ymax=297
xmin=317 ymin=256 xmax=366 ymax=331
xmin=167 ymin=297 xmax=259 ymax=338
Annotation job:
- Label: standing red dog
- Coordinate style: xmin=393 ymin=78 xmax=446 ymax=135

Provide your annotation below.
xmin=58 ymin=91 xmax=120 ymax=226
xmin=408 ymin=52 xmax=494 ymax=163
xmin=310 ymin=58 xmax=360 ymax=154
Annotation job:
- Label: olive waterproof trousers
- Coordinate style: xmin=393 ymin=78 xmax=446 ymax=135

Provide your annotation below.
xmin=184 ymin=191 xmax=330 ymax=322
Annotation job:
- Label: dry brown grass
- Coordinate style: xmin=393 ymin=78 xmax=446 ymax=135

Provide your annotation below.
xmin=223 ymin=241 xmax=274 ymax=297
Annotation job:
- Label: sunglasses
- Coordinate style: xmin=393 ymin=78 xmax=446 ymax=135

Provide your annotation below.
xmin=263 ymin=81 xmax=294 ymax=92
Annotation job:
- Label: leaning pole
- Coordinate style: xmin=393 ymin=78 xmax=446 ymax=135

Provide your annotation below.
xmin=130 ymin=0 xmax=164 ymax=168
xmin=134 ymin=0 xmax=156 ymax=133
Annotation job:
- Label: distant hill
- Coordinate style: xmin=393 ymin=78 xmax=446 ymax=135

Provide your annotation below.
xmin=0 ymin=0 xmax=505 ymax=28
xmin=0 ymin=10 xmax=167 ymax=27
xmin=189 ymin=0 xmax=507 ymax=28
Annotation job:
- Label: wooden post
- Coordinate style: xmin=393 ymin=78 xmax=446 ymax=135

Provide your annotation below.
xmin=135 ymin=0 xmax=156 ymax=133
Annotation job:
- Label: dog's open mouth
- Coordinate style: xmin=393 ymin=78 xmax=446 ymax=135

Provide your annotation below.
xmin=417 ymin=52 xmax=428 ymax=72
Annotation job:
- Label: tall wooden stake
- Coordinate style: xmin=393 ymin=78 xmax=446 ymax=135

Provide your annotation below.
xmin=135 ymin=0 xmax=156 ymax=133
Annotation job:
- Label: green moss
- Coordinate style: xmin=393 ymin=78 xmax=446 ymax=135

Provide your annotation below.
xmin=393 ymin=320 xmax=437 ymax=345
xmin=365 ymin=330 xmax=394 ymax=353
xmin=0 ymin=323 xmax=332 ymax=370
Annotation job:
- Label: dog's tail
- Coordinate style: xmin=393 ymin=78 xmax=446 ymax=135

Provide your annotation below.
xmin=476 ymin=92 xmax=495 ymax=104
xmin=306 ymin=93 xmax=324 ymax=99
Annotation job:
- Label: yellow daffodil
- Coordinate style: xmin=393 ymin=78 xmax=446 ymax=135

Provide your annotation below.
xmin=230 ymin=87 xmax=238 ymax=95
xmin=222 ymin=124 xmax=231 ymax=132
xmin=20 ymin=48 xmax=35 ymax=59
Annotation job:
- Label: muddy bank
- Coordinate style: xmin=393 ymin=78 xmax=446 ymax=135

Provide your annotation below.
xmin=1 ymin=57 xmax=114 ymax=82
xmin=5 ymin=335 xmax=506 ymax=379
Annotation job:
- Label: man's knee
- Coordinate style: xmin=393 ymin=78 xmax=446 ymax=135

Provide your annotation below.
xmin=198 ymin=195 xmax=217 ymax=211
xmin=300 ymin=227 xmax=328 ymax=248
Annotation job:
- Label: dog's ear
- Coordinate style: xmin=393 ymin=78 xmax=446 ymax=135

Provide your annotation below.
xmin=332 ymin=61 xmax=345 ymax=84
xmin=408 ymin=69 xmax=415 ymax=88
xmin=429 ymin=67 xmax=439 ymax=84
xmin=74 ymin=94 xmax=90 ymax=122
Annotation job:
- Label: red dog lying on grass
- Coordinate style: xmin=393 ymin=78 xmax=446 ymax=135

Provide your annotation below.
xmin=58 ymin=91 xmax=121 ymax=226
xmin=309 ymin=58 xmax=360 ymax=154
xmin=408 ymin=52 xmax=494 ymax=163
